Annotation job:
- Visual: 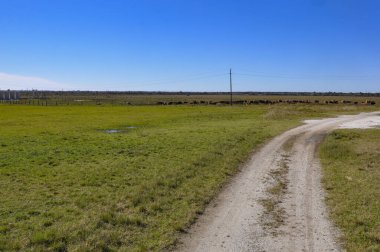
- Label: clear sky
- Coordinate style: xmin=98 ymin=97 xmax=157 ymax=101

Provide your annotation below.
xmin=0 ymin=0 xmax=379 ymax=92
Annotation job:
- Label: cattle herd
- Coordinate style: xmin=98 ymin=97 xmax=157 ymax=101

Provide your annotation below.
xmin=0 ymin=90 xmax=378 ymax=106
xmin=156 ymin=99 xmax=376 ymax=106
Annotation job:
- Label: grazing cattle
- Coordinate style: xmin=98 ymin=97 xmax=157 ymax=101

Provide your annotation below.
xmin=328 ymin=100 xmax=338 ymax=104
xmin=364 ymin=100 xmax=376 ymax=105
xmin=232 ymin=100 xmax=245 ymax=104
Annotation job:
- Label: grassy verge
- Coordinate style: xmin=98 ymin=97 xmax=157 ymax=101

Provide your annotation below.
xmin=0 ymin=104 xmax=376 ymax=251
xmin=320 ymin=129 xmax=380 ymax=251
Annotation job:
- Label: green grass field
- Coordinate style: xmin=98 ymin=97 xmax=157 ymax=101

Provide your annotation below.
xmin=0 ymin=104 xmax=378 ymax=251
xmin=321 ymin=129 xmax=380 ymax=252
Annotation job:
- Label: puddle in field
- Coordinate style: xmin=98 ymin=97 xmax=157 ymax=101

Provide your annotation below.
xmin=105 ymin=129 xmax=122 ymax=134
xmin=104 ymin=126 xmax=137 ymax=134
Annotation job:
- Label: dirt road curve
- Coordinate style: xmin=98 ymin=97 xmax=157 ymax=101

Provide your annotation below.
xmin=178 ymin=112 xmax=380 ymax=252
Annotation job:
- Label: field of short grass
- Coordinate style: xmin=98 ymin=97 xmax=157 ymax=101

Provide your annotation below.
xmin=321 ymin=129 xmax=380 ymax=251
xmin=0 ymin=104 xmax=378 ymax=251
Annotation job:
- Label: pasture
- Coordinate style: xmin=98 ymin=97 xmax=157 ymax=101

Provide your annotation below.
xmin=0 ymin=101 xmax=379 ymax=251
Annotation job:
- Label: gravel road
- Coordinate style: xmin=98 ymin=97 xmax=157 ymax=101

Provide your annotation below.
xmin=178 ymin=112 xmax=380 ymax=252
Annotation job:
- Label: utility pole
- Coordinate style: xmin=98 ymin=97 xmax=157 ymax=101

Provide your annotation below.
xmin=229 ymin=68 xmax=233 ymax=106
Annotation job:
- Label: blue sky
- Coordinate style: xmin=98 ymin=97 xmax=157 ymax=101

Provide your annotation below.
xmin=0 ymin=0 xmax=379 ymax=92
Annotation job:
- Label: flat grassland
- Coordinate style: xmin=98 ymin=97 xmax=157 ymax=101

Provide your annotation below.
xmin=0 ymin=103 xmax=378 ymax=251
xmin=321 ymin=129 xmax=380 ymax=252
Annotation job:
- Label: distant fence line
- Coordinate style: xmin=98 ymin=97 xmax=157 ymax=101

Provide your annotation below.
xmin=0 ymin=90 xmax=20 ymax=101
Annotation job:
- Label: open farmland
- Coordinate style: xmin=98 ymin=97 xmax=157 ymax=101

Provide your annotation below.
xmin=2 ymin=0 xmax=380 ymax=251
xmin=0 ymin=103 xmax=379 ymax=251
